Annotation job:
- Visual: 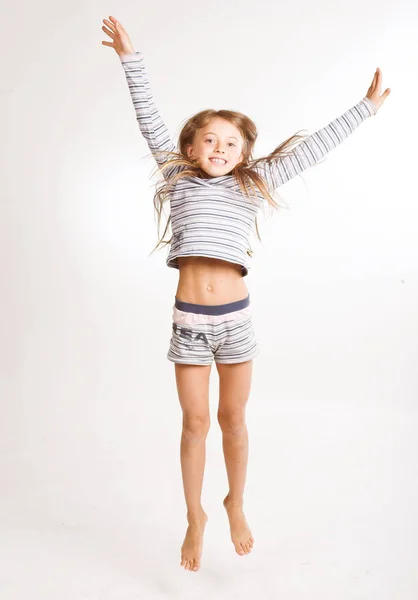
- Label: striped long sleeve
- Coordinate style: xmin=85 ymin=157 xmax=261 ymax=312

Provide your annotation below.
xmin=253 ymin=97 xmax=377 ymax=192
xmin=120 ymin=51 xmax=180 ymax=178
xmin=118 ymin=52 xmax=378 ymax=277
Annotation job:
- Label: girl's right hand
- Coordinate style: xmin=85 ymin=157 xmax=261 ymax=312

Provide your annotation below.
xmin=101 ymin=16 xmax=135 ymax=57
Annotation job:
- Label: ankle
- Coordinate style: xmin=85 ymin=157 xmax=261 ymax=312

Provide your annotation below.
xmin=187 ymin=508 xmax=207 ymax=525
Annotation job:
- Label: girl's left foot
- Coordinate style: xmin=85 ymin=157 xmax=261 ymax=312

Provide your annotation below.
xmin=223 ymin=494 xmax=254 ymax=555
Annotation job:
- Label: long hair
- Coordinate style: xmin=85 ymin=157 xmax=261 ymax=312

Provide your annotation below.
xmin=145 ymin=108 xmax=310 ymax=256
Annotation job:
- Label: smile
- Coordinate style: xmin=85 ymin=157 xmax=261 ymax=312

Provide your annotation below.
xmin=209 ymin=158 xmax=227 ymax=165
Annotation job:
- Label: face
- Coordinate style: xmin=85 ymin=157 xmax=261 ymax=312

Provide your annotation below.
xmin=186 ymin=117 xmax=244 ymax=176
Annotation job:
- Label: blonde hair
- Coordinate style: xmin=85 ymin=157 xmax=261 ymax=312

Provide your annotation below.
xmin=145 ymin=108 xmax=310 ymax=256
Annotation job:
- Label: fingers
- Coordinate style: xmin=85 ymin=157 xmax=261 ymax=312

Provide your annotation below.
xmin=369 ymin=67 xmax=383 ymax=95
xmin=109 ymin=15 xmax=123 ymax=29
xmin=103 ymin=18 xmax=116 ymax=32
xmin=102 ymin=25 xmax=115 ymax=39
xmin=367 ymin=66 xmax=391 ymax=106
xmin=103 ymin=17 xmax=119 ymax=39
xmin=102 ymin=16 xmax=124 ymax=35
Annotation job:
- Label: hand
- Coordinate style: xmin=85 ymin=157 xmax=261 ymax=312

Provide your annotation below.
xmin=101 ymin=16 xmax=135 ymax=56
xmin=365 ymin=67 xmax=391 ymax=112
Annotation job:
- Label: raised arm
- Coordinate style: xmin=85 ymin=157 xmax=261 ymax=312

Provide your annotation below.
xmin=101 ymin=16 xmax=181 ymax=179
xmin=253 ymin=96 xmax=377 ymax=192
xmin=119 ymin=51 xmax=180 ymax=177
xmin=253 ymin=66 xmax=391 ymax=193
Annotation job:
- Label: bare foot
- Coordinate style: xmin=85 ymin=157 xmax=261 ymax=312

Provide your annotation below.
xmin=223 ymin=495 xmax=254 ymax=555
xmin=180 ymin=509 xmax=208 ymax=571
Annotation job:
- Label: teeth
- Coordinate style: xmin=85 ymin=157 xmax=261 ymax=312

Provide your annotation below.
xmin=210 ymin=158 xmax=226 ymax=164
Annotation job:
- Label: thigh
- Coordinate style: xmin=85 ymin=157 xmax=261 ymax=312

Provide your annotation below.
xmin=214 ymin=314 xmax=259 ymax=365
xmin=167 ymin=320 xmax=214 ymax=366
xmin=174 ymin=363 xmax=212 ymax=419
xmin=216 ymin=360 xmax=253 ymax=417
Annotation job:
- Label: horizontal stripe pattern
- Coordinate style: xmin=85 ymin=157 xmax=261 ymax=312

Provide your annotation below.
xmin=120 ymin=52 xmax=377 ymax=276
xmin=167 ymin=310 xmax=259 ymax=365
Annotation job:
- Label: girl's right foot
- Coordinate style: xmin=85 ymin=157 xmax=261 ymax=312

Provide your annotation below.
xmin=180 ymin=509 xmax=208 ymax=572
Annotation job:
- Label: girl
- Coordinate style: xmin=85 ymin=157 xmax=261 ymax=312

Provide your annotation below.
xmin=101 ymin=15 xmax=390 ymax=573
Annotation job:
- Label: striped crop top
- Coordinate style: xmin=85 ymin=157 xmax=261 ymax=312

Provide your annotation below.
xmin=120 ymin=52 xmax=377 ymax=277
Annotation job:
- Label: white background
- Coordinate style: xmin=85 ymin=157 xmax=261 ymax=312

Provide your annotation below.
xmin=1 ymin=0 xmax=417 ymax=597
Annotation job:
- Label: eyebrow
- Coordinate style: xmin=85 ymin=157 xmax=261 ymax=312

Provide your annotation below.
xmin=204 ymin=131 xmax=239 ymax=140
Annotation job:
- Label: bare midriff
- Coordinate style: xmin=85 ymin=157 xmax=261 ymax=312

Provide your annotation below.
xmin=175 ymin=256 xmax=249 ymax=305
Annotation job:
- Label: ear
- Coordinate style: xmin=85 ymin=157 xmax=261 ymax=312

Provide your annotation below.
xmin=185 ymin=143 xmax=194 ymax=159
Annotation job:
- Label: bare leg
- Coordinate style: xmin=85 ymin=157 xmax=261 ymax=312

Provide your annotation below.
xmin=216 ymin=360 xmax=255 ymax=556
xmin=175 ymin=363 xmax=211 ymax=571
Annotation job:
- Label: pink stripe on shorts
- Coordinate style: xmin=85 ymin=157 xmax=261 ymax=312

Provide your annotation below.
xmin=167 ymin=294 xmax=260 ymax=365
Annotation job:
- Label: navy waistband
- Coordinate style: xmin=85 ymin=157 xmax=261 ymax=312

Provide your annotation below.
xmin=174 ymin=294 xmax=250 ymax=315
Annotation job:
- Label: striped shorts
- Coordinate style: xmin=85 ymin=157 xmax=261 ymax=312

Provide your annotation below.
xmin=167 ymin=294 xmax=260 ymax=365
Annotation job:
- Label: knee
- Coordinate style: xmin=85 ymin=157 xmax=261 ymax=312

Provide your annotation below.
xmin=217 ymin=409 xmax=246 ymax=435
xmin=182 ymin=413 xmax=210 ymax=443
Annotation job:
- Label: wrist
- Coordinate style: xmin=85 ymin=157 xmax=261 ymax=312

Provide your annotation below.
xmin=119 ymin=50 xmax=138 ymax=61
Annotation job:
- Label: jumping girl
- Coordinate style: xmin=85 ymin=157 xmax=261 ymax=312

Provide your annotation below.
xmin=101 ymin=15 xmax=391 ymax=573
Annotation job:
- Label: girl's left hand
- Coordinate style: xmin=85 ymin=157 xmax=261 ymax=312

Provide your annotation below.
xmin=365 ymin=67 xmax=391 ymax=112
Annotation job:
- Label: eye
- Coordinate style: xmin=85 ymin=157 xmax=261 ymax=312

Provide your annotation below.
xmin=205 ymin=138 xmax=236 ymax=147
